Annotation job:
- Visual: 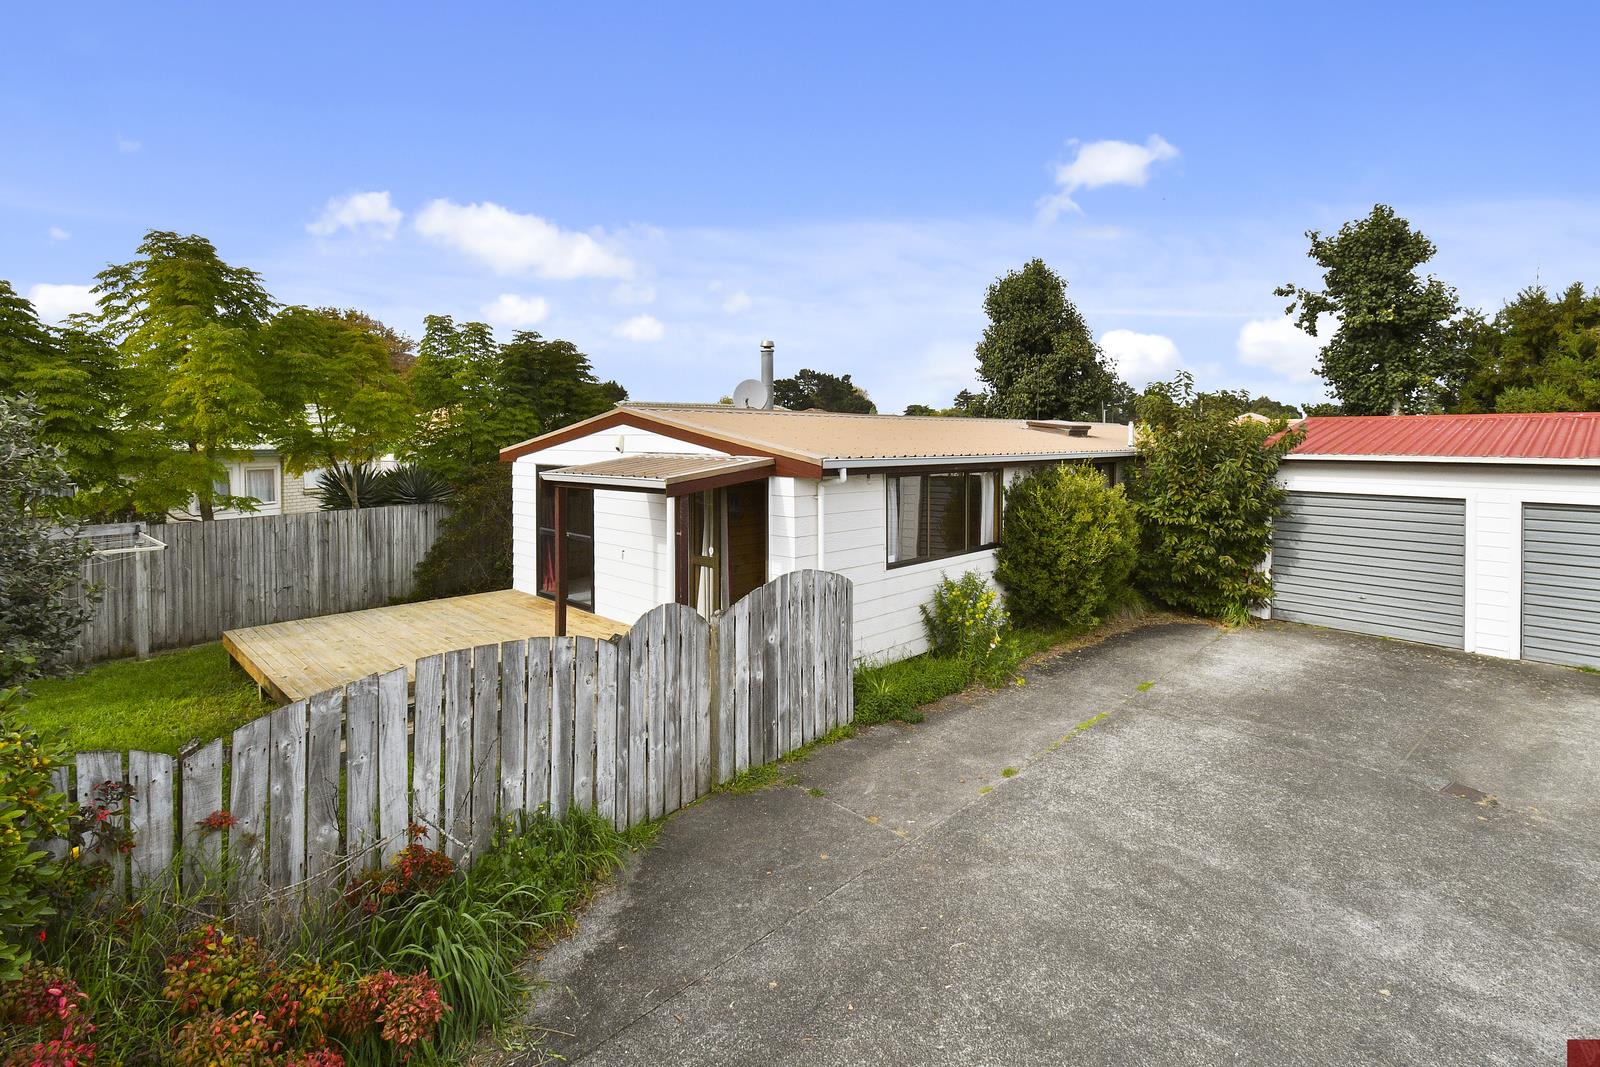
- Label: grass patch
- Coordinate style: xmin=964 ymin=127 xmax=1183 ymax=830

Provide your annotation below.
xmin=1136 ymin=680 xmax=1155 ymax=692
xmin=1000 ymin=766 xmax=1018 ymax=778
xmin=853 ymin=597 xmax=1172 ymax=729
xmin=18 ymin=643 xmax=273 ymax=754
xmin=719 ymin=762 xmax=798 ymax=795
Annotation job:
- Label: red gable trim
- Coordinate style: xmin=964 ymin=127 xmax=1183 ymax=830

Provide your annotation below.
xmin=498 ymin=408 xmax=824 ymax=478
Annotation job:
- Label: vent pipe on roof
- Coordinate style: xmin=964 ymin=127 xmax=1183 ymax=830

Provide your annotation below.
xmin=760 ymin=341 xmax=775 ymax=410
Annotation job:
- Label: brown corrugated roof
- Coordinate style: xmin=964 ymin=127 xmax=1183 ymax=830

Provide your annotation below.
xmin=500 ymin=404 xmax=1135 ymax=470
xmin=540 ymin=453 xmax=773 ymax=487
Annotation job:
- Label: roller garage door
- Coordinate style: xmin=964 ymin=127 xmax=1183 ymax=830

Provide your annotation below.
xmin=1271 ymin=492 xmax=1466 ymax=648
xmin=1521 ymin=503 xmax=1600 ymax=669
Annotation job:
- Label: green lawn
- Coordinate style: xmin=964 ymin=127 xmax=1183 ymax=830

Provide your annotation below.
xmin=18 ymin=643 xmax=275 ymax=755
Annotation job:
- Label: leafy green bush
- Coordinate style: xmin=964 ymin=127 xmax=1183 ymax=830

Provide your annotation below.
xmin=0 ymin=704 xmax=76 ymax=982
xmin=1126 ymin=372 xmax=1303 ymax=623
xmin=0 ymin=691 xmax=139 ymax=985
xmin=920 ymin=572 xmax=1014 ymax=683
xmin=412 ymin=462 xmax=512 ymax=600
xmin=994 ymin=463 xmax=1138 ymax=628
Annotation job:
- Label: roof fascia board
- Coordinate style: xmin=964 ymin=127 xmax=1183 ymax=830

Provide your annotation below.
xmin=819 ymin=449 xmax=1137 ymax=471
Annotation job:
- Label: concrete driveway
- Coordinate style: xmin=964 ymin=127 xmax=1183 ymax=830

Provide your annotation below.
xmin=517 ymin=621 xmax=1600 ymax=1066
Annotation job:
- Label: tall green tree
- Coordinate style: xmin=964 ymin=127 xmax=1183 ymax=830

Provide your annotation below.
xmin=975 ymin=259 xmax=1127 ymax=420
xmin=95 ymin=231 xmax=277 ymax=519
xmin=408 ymin=315 xmax=503 ymax=479
xmin=1456 ymin=282 xmax=1600 ymax=413
xmin=263 ymin=307 xmax=415 ymax=508
xmin=497 ymin=330 xmax=625 ymax=444
xmin=0 ymin=282 xmax=142 ymax=520
xmin=1276 ymin=204 xmax=1465 ymax=415
xmin=772 ymin=368 xmax=875 ymax=413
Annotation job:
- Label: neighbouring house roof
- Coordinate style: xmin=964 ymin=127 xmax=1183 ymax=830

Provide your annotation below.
xmin=500 ymin=403 xmax=1136 ymax=477
xmin=1283 ymin=412 xmax=1600 ymax=464
xmin=538 ymin=453 xmax=774 ymax=496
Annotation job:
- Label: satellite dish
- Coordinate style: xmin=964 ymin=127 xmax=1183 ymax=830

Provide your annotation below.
xmin=732 ymin=378 xmax=771 ymax=410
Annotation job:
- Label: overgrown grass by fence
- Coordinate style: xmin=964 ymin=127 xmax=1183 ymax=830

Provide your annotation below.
xmin=52 ymin=569 xmax=855 ymax=910
xmin=70 ymin=504 xmax=448 ymax=664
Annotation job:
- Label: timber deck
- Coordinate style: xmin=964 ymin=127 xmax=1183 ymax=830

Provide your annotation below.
xmin=222 ymin=589 xmax=628 ymax=702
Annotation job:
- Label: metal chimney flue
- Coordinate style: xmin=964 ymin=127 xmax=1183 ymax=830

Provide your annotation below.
xmin=760 ymin=340 xmax=775 ymax=410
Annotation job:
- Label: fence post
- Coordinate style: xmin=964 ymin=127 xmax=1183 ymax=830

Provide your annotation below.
xmin=133 ymin=548 xmax=152 ymax=660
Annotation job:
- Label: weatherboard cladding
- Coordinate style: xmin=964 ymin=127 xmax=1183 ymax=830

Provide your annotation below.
xmin=1287 ymin=412 xmax=1600 ymax=461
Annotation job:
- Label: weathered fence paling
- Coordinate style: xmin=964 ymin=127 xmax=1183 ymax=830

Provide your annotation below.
xmin=69 ymin=504 xmax=447 ymax=663
xmin=55 ymin=570 xmax=854 ymax=906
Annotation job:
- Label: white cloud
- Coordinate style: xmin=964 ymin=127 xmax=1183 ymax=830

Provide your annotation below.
xmin=722 ymin=290 xmax=752 ymax=314
xmin=414 ymin=199 xmax=633 ymax=279
xmin=1039 ymin=135 xmax=1179 ymax=221
xmin=307 ymin=191 xmax=403 ymax=240
xmin=48 ymin=226 xmax=70 ymax=242
xmin=115 ymin=135 xmax=141 ymax=154
xmin=1236 ymin=315 xmax=1328 ymax=382
xmin=483 ymin=293 xmax=550 ymax=328
xmin=1101 ymin=328 xmax=1181 ymax=386
xmin=612 ymin=314 xmax=664 ymax=343
xmin=27 ymin=283 xmax=97 ymax=322
xmin=611 ymin=282 xmax=656 ymax=305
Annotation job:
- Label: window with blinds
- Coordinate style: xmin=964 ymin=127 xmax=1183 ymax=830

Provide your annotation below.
xmin=885 ymin=470 xmax=1001 ymax=567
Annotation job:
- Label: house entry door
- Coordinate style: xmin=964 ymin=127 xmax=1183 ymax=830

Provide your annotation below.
xmin=685 ymin=480 xmax=767 ymax=615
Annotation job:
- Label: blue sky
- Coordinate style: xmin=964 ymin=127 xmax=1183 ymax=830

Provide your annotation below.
xmin=5 ymin=2 xmax=1600 ymax=413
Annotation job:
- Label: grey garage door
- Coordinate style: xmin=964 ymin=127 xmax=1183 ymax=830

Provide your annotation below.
xmin=1272 ymin=492 xmax=1466 ymax=647
xmin=1522 ymin=503 xmax=1600 ymax=669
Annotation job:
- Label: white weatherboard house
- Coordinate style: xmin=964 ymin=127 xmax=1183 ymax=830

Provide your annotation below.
xmin=1266 ymin=412 xmax=1600 ymax=670
xmin=500 ymin=402 xmax=1135 ymax=663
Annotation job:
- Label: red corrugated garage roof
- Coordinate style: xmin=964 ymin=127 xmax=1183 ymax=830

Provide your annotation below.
xmin=1286 ymin=412 xmax=1600 ymax=462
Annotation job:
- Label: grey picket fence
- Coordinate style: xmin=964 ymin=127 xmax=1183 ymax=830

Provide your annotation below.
xmin=55 ymin=569 xmax=854 ymax=906
xmin=70 ymin=504 xmax=448 ymax=664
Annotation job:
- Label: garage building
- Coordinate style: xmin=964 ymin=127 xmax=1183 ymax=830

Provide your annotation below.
xmin=1267 ymin=412 xmax=1600 ymax=669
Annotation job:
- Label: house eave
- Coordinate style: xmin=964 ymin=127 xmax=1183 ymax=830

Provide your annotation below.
xmin=818 ymin=449 xmax=1138 ymax=472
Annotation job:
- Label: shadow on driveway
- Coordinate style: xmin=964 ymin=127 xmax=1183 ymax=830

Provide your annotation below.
xmin=515 ymin=621 xmax=1600 ymax=1066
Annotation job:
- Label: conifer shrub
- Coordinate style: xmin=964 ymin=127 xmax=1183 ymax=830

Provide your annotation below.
xmin=994 ymin=463 xmax=1138 ymax=628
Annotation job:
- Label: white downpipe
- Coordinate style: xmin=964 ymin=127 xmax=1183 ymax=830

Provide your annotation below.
xmin=816 ymin=478 xmax=826 ymax=570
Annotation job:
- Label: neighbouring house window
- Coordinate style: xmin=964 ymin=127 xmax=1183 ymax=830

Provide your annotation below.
xmin=885 ymin=470 xmax=1000 ymax=567
xmin=244 ymin=466 xmax=278 ymax=505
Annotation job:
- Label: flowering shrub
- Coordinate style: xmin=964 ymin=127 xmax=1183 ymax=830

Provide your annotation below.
xmin=342 ymin=825 xmax=455 ymax=916
xmin=161 ymin=925 xmax=446 ymax=1064
xmin=163 ymin=925 xmax=270 ymax=1015
xmin=336 ymin=971 xmax=449 ymax=1054
xmin=0 ymin=960 xmax=96 ymax=1065
xmin=920 ymin=572 xmax=1015 ymax=684
xmin=172 ymin=1008 xmax=280 ymax=1066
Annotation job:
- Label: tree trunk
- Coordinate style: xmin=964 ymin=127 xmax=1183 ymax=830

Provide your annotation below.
xmin=1390 ymin=397 xmax=1403 ymax=416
